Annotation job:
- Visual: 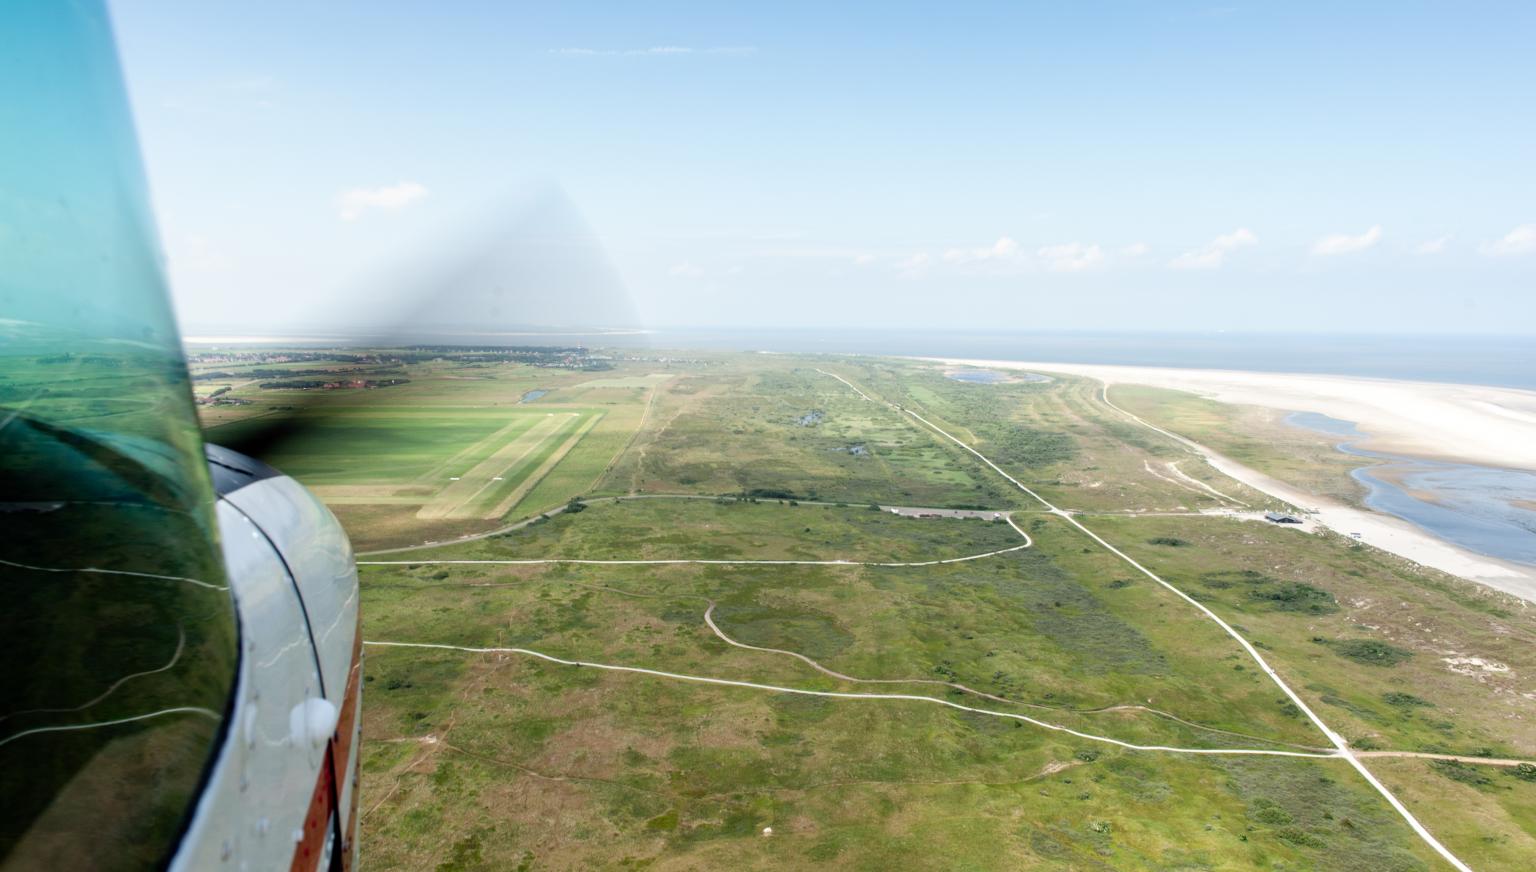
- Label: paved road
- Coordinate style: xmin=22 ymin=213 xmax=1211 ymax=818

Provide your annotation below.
xmin=882 ymin=506 xmax=1005 ymax=520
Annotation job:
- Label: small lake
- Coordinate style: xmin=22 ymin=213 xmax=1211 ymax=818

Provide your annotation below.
xmin=946 ymin=370 xmax=1051 ymax=385
xmin=1286 ymin=412 xmax=1536 ymax=565
xmin=519 ymin=389 xmax=548 ymax=403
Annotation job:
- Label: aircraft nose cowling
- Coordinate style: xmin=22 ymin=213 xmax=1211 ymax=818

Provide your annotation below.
xmin=210 ymin=445 xmax=360 ymax=710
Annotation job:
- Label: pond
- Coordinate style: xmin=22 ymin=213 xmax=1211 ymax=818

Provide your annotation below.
xmin=946 ymin=370 xmax=1051 ymax=385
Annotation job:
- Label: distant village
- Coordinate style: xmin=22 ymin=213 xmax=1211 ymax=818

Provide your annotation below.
xmin=188 ymin=344 xmax=614 ymax=403
xmin=188 ymin=345 xmax=612 ymax=370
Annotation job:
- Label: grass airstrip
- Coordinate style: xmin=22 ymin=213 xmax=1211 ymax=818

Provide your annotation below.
xmin=196 ymin=354 xmax=660 ymax=550
xmin=195 ymin=349 xmax=1536 ymax=870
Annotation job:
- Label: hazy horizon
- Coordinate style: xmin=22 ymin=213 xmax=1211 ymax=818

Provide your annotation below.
xmin=178 ymin=327 xmax=1536 ymax=391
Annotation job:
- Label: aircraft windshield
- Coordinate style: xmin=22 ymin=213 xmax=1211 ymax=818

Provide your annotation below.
xmin=0 ymin=2 xmax=238 ymax=866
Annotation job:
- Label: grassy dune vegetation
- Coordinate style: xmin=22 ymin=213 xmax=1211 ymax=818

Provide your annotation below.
xmin=420 ymin=498 xmax=1027 ymax=564
xmin=1099 ymin=514 xmax=1536 ymax=759
xmin=1106 ymin=384 xmax=1376 ymax=506
xmin=600 ymin=364 xmax=1026 ymax=509
xmin=344 ymin=351 xmax=1536 ymax=869
xmin=359 ymin=549 xmax=1434 ymax=870
xmin=848 ymin=361 xmax=1268 ymax=513
xmin=1363 ymin=756 xmax=1536 ymax=870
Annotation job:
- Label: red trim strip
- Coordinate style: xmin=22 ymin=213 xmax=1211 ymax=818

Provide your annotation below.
xmin=334 ymin=632 xmax=363 ymax=870
xmin=288 ymin=745 xmax=335 ymax=872
xmin=290 ymin=628 xmax=364 ymax=871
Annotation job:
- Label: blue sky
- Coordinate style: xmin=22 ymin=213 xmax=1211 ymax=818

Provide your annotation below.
xmin=110 ymin=1 xmax=1536 ymax=333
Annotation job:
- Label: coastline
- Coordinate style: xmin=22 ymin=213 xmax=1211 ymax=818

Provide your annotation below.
xmin=929 ymin=359 xmax=1536 ymax=472
xmin=929 ymin=357 xmax=1536 ymax=602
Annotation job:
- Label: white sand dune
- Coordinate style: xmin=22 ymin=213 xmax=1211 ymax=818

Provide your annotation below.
xmin=930 ymin=358 xmax=1536 ymax=601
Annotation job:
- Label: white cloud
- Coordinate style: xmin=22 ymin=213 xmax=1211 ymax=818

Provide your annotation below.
xmin=669 ymin=262 xmax=706 ymax=278
xmin=895 ymin=252 xmax=933 ymax=278
xmin=1036 ymin=242 xmax=1105 ymax=272
xmin=1312 ymin=225 xmax=1382 ymax=256
xmin=942 ymin=236 xmax=1020 ymax=264
xmin=1215 ymin=228 xmax=1259 ymax=248
xmin=1480 ymin=224 xmax=1536 ymax=257
xmin=336 ymin=182 xmax=428 ymax=221
xmin=1170 ymin=250 xmax=1224 ymax=270
xmin=1121 ymin=242 xmax=1151 ymax=257
xmin=902 ymin=236 xmax=1118 ymax=274
xmin=1413 ymin=235 xmax=1451 ymax=255
xmin=1169 ymin=228 xmax=1257 ymax=270
xmin=852 ymin=253 xmax=877 ymax=266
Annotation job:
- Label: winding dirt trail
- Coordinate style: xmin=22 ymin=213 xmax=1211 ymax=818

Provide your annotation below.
xmin=700 ymin=595 xmax=1327 ymax=753
xmin=372 ymin=564 xmax=1324 ymax=750
xmin=364 ymin=640 xmax=1338 ymax=760
xmin=359 ymin=540 xmax=1032 ymax=570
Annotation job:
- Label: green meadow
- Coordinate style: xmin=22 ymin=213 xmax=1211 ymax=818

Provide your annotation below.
xmin=206 ymin=349 xmax=1533 ymax=869
xmin=207 ymin=407 xmax=535 ymax=486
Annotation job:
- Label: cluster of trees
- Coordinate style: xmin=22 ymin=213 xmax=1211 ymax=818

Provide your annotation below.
xmin=35 ymin=353 xmax=125 ymax=367
xmin=258 ymin=377 xmax=410 ymax=390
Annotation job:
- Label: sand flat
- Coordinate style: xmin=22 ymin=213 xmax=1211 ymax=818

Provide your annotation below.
xmin=932 ymin=359 xmax=1536 ymax=472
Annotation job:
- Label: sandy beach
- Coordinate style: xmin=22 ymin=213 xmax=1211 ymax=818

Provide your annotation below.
xmin=931 ymin=358 xmax=1536 ymax=601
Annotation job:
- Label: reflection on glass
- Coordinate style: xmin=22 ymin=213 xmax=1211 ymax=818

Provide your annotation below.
xmin=0 ymin=1 xmax=238 ymax=867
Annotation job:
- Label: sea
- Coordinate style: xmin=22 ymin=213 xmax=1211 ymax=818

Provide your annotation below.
xmin=188 ymin=329 xmax=1536 ymax=391
xmin=602 ymin=329 xmax=1536 ymax=392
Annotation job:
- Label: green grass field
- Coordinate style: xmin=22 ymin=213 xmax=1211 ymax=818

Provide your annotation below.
xmin=210 ymin=407 xmax=538 ymax=487
xmin=314 ymin=351 xmax=1536 ymax=868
